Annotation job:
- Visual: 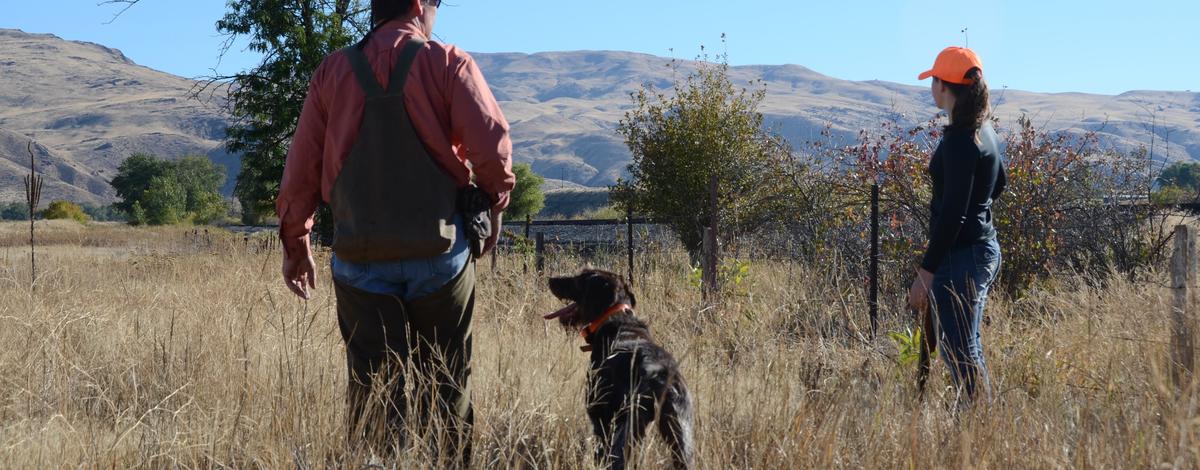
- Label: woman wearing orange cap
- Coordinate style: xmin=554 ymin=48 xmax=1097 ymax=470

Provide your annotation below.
xmin=907 ymin=46 xmax=1007 ymax=405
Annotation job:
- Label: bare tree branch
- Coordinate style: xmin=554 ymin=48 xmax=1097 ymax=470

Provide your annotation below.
xmin=98 ymin=0 xmax=141 ymax=24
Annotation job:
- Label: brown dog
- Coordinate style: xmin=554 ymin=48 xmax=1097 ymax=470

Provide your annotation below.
xmin=545 ymin=269 xmax=694 ymax=470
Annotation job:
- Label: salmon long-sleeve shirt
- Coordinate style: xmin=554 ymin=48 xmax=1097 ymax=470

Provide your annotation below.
xmin=276 ymin=21 xmax=515 ymax=259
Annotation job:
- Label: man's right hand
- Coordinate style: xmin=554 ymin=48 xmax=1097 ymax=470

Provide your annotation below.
xmin=482 ymin=211 xmax=502 ymax=255
xmin=283 ymin=252 xmax=317 ymax=299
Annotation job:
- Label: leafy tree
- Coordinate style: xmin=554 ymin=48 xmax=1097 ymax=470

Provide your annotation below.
xmin=80 ymin=203 xmax=126 ymax=222
xmin=507 ymin=163 xmax=546 ymax=220
xmin=0 ymin=202 xmax=29 ymax=221
xmin=1155 ymin=162 xmax=1200 ymax=203
xmin=111 ymin=153 xmax=228 ymax=225
xmin=141 ymin=176 xmax=187 ymax=225
xmin=110 ymin=153 xmax=173 ymax=215
xmin=189 ymin=191 xmax=230 ymax=225
xmin=1158 ymin=162 xmax=1200 ymax=192
xmin=42 ymin=201 xmax=91 ymax=223
xmin=174 ymin=155 xmax=227 ymax=210
xmin=129 ymin=201 xmax=147 ymax=226
xmin=611 ymin=55 xmax=801 ymax=256
xmin=173 ymin=155 xmax=229 ymax=223
xmin=1152 ymin=185 xmax=1190 ymax=205
xmin=212 ymin=0 xmax=366 ymax=224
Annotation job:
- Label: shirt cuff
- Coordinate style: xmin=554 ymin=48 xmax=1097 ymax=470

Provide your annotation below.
xmin=490 ymin=190 xmax=511 ymax=213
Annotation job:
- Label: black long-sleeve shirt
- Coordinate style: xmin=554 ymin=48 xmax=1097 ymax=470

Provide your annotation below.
xmin=921 ymin=122 xmax=1007 ymax=273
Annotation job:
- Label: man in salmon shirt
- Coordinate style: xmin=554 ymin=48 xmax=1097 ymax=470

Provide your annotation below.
xmin=276 ymin=0 xmax=515 ymax=462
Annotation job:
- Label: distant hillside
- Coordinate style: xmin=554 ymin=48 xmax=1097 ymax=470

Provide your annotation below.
xmin=0 ymin=29 xmax=232 ymax=205
xmin=2 ymin=28 xmax=1198 ymax=206
xmin=540 ymin=187 xmax=610 ymax=219
xmin=475 ymin=51 xmax=1200 ymax=188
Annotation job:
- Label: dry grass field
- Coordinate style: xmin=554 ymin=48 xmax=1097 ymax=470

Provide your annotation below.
xmin=0 ymin=220 xmax=1197 ymax=468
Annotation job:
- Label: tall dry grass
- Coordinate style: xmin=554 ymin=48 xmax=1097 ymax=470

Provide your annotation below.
xmin=0 ymin=221 xmax=1196 ymax=468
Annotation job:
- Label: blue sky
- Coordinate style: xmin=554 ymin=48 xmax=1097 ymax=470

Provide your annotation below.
xmin=3 ymin=0 xmax=1197 ymax=95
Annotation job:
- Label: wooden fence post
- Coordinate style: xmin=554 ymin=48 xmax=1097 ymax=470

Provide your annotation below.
xmin=1172 ymin=224 xmax=1197 ymax=389
xmin=702 ymin=175 xmax=720 ymax=303
xmin=626 ymin=208 xmax=635 ymax=287
xmin=491 ymin=237 xmax=498 ymax=271
xmin=869 ymin=183 xmax=880 ymax=340
xmin=524 ymin=215 xmax=532 ymax=274
xmin=702 ymin=227 xmax=717 ymax=302
xmin=535 ymin=232 xmax=546 ymax=275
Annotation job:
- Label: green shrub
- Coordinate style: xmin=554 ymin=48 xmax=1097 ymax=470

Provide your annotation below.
xmin=612 ymin=52 xmax=802 ymax=258
xmin=687 ymin=258 xmax=753 ymax=297
xmin=41 ymin=200 xmax=90 ymax=223
xmin=887 ymin=328 xmax=924 ymax=368
xmin=1152 ymin=185 xmax=1191 ymax=205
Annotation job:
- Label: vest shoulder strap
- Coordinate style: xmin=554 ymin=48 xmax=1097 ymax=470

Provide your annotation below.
xmin=342 ymin=46 xmax=385 ymax=98
xmin=385 ymin=37 xmax=427 ymax=96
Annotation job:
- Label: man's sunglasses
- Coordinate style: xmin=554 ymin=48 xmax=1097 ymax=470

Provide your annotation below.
xmin=426 ymin=0 xmax=442 ymax=6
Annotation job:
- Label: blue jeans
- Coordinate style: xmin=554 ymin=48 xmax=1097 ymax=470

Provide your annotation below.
xmin=931 ymin=237 xmax=1001 ymax=403
xmin=331 ymin=216 xmax=470 ymax=301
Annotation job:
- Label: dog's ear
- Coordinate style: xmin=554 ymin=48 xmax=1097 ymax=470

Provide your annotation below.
xmin=580 ymin=272 xmax=617 ymax=316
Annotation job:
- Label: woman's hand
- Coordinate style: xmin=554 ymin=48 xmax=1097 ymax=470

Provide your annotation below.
xmin=907 ymin=268 xmax=935 ymax=313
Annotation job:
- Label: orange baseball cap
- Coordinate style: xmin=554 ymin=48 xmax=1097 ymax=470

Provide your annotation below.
xmin=918 ymin=47 xmax=984 ymax=85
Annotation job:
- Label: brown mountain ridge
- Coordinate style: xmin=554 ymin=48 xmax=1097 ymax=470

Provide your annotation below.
xmin=2 ymin=28 xmax=1198 ymax=206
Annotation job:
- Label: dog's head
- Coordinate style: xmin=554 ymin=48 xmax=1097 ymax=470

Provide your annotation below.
xmin=544 ymin=269 xmax=637 ymax=329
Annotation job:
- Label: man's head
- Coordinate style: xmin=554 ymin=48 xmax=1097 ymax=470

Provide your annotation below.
xmin=371 ymin=0 xmax=440 ymax=37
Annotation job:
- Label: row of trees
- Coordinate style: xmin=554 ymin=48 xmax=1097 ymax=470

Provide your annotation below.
xmin=0 ymin=200 xmax=124 ymax=223
xmin=4 ymin=154 xmax=546 ymax=227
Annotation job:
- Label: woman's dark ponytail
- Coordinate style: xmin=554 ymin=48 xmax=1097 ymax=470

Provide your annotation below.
xmin=943 ymin=68 xmax=989 ymax=133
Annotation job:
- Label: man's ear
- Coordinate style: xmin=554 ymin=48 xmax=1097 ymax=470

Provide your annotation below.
xmin=412 ymin=0 xmax=425 ymax=17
